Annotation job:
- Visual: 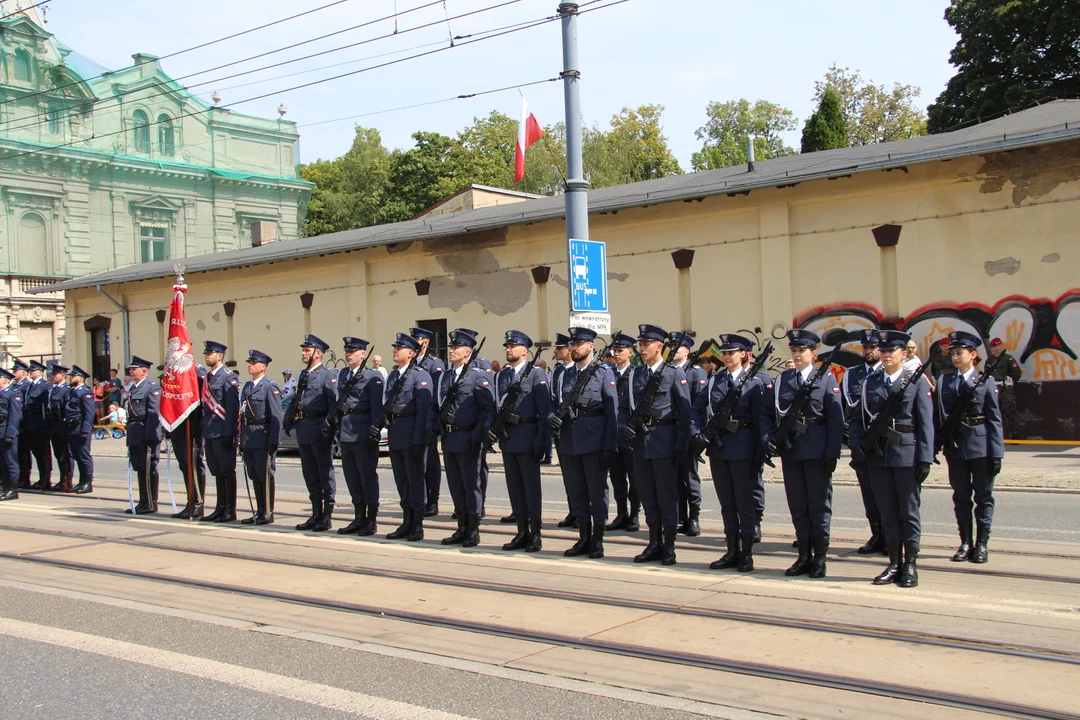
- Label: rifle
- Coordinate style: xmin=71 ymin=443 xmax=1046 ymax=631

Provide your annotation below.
xmin=763 ymin=350 xmax=838 ymax=464
xmin=549 ymin=338 xmax=611 ymax=441
xmin=619 ymin=343 xmax=677 ymax=444
xmin=431 ymin=336 xmax=487 ymax=439
xmin=285 ymin=367 xmax=309 ymax=429
xmin=367 ymin=357 xmax=416 ymax=448
xmin=321 ymin=346 xmax=374 ymax=439
xmin=933 ymin=349 xmax=1005 ymax=460
xmin=856 ymin=344 xmax=940 ymax=461
xmin=690 ymin=341 xmax=774 ymax=459
xmin=486 ymin=347 xmax=545 ymax=450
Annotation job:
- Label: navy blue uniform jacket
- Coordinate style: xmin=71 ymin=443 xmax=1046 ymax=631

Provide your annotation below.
xmin=494 ymin=364 xmax=551 ymax=453
xmin=336 ymin=366 xmax=384 ymax=443
xmin=936 ymin=370 xmax=1005 ymax=461
xmin=850 ymin=370 xmax=934 ymax=467
xmin=618 ymin=363 xmax=691 ymax=459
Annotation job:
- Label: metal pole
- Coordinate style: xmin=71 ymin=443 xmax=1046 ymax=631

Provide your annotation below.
xmin=559 ymin=2 xmax=589 ymax=317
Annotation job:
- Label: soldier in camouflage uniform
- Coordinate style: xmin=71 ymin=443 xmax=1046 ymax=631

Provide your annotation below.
xmin=988 ymin=338 xmax=1023 ymax=439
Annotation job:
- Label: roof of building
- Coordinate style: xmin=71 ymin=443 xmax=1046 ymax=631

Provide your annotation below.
xmin=37 ymin=99 xmax=1080 ymax=294
xmin=413 ymin=183 xmax=545 ymax=218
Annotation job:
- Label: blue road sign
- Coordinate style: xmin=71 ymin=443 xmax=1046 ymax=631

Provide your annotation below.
xmin=569 ymin=238 xmax=608 ymax=313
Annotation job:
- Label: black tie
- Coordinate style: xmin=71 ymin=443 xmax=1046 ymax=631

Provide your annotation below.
xmin=885 ymin=375 xmax=893 ymax=390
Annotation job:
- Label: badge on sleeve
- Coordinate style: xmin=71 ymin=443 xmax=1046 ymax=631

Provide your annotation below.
xmin=680 ymin=379 xmax=688 ymax=385
xmin=832 ymin=387 xmax=840 ymax=393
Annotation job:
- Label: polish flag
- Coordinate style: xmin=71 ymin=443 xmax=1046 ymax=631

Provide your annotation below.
xmin=159 ymin=270 xmax=200 ymax=433
xmin=514 ymin=94 xmax=543 ymax=183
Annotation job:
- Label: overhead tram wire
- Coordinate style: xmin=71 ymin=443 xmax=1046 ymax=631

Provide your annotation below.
xmin=0 ymin=0 xmax=51 ymax=22
xmin=0 ymin=0 xmax=355 ymax=107
xmin=1 ymin=0 xmax=527 ymax=136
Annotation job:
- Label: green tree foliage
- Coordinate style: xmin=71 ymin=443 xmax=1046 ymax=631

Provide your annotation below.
xmin=691 ymin=99 xmax=797 ymax=171
xmin=813 ymin=65 xmax=928 ymax=144
xmin=927 ymin=0 xmax=1080 ymax=133
xmin=298 ymin=126 xmax=391 ymax=236
xmin=801 ymin=87 xmax=848 ymax=153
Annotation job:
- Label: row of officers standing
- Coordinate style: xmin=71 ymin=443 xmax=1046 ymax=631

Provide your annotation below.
xmin=12 ymin=324 xmax=1004 ymax=590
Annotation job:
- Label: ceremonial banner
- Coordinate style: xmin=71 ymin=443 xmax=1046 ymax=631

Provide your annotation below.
xmin=159 ymin=267 xmax=200 ymax=432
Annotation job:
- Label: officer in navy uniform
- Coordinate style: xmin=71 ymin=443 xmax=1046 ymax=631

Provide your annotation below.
xmin=669 ymin=332 xmax=707 ymax=537
xmin=433 ymin=328 xmax=495 ymax=548
xmin=334 ymin=337 xmax=384 ymax=536
xmin=65 ymin=365 xmax=96 ymax=494
xmin=605 ymin=331 xmax=640 ymax=533
xmin=167 ymin=365 xmax=207 ymax=520
xmin=411 ymin=327 xmax=446 ymax=517
xmin=767 ymin=329 xmax=844 ymax=579
xmin=384 ymin=333 xmax=434 ymax=542
xmin=284 ymin=334 xmax=339 ymax=532
xmin=125 ymin=356 xmax=162 ymax=514
xmin=692 ymin=333 xmax=774 ymax=572
xmin=549 ymin=332 xmax=579 ymax=529
xmin=474 ymin=353 xmax=494 ymax=517
xmin=743 ymin=349 xmax=775 ymax=543
xmin=200 ymin=341 xmax=241 ymax=523
xmin=492 ymin=330 xmax=550 ymax=552
xmin=937 ymin=330 xmax=1004 ymax=564
xmin=45 ymin=363 xmax=73 ymax=493
xmin=12 ymin=359 xmax=31 ymax=488
xmin=850 ymin=330 xmax=934 ymax=588
xmin=0 ymin=368 xmax=24 ymax=500
xmin=239 ymin=350 xmax=283 ymax=525
xmin=618 ymin=325 xmax=691 ymax=565
xmin=24 ymin=360 xmax=53 ymax=490
xmin=839 ymin=329 xmax=886 ymax=554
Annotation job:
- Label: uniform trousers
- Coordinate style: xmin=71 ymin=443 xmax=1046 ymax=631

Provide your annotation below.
xmin=17 ymin=434 xmax=31 ymax=485
xmin=444 ymin=445 xmax=483 ymax=516
xmin=480 ymin=450 xmax=489 ymax=502
xmin=676 ymin=453 xmax=702 ymax=515
xmin=389 ymin=446 xmax=427 ymax=511
xmin=609 ymin=444 xmax=639 ymax=508
xmin=503 ymin=450 xmax=542 ymax=520
xmin=425 ymin=438 xmax=442 ymax=501
xmin=298 ymin=438 xmax=336 ymax=508
xmin=632 ymin=444 xmax=678 ymax=528
xmin=242 ymin=447 xmax=276 ymax=512
xmin=998 ymin=388 xmax=1018 ymax=439
xmin=205 ymin=436 xmax=237 ymax=478
xmin=341 ymin=440 xmax=380 ymax=507
xmin=561 ymin=451 xmax=609 ymax=524
xmin=753 ymin=462 xmax=766 ymax=518
xmin=946 ymin=457 xmax=995 ymax=527
xmin=171 ymin=428 xmax=206 ymax=505
xmin=780 ymin=454 xmax=833 ymax=540
xmin=869 ymin=464 xmax=921 ymax=549
xmin=709 ymin=457 xmax=756 ymax=536
xmin=67 ymin=434 xmax=92 ymax=482
xmin=49 ymin=433 xmax=72 ymax=482
xmin=129 ymin=442 xmax=161 ymax=501
xmin=26 ymin=431 xmax=52 ymax=484
xmin=2 ymin=438 xmax=19 ymax=488
xmin=853 ymin=459 xmax=882 ymax=529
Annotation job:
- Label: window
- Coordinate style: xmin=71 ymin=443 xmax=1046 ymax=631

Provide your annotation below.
xmin=13 ymin=49 xmax=31 ymax=82
xmin=157 ymin=114 xmax=174 ymax=156
xmin=19 ymin=212 xmax=48 ymax=275
xmin=46 ymin=105 xmax=62 ymax=135
xmin=132 ymin=110 xmax=150 ymax=153
xmin=139 ymin=225 xmax=167 ymax=262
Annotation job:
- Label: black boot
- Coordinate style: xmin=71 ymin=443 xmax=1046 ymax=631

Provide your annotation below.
xmin=338 ymin=506 xmax=366 ymax=534
xmin=752 ymin=510 xmax=763 ymax=544
xmin=30 ymin=479 xmax=50 ymax=491
xmin=898 ymin=542 xmax=919 ymax=588
xmin=424 ymin=495 xmax=439 ymax=518
xmin=442 ymin=515 xmax=467 ymax=545
xmin=313 ymin=502 xmax=334 ymax=531
xmin=588 ymin=520 xmax=605 ymax=559
xmin=295 ymin=501 xmax=321 ymax=530
xmin=785 ymin=535 xmax=812 ymax=576
xmin=971 ymin=524 xmax=990 ymax=564
xmin=558 ymin=511 xmax=577 ymax=528
xmin=738 ymin=533 xmax=755 ymax=572
xmin=605 ymin=500 xmax=628 ymax=531
xmin=0 ymin=487 xmax=18 ymax=501
xmin=215 ymin=476 xmax=237 ymax=522
xmin=407 ymin=509 xmax=424 ymax=542
xmin=857 ymin=525 xmax=886 ymax=554
xmin=461 ymin=514 xmax=480 ymax=548
xmin=147 ymin=469 xmax=160 ymax=513
xmin=525 ymin=518 xmax=542 ymax=552
xmin=661 ymin=526 xmax=677 ymax=565
xmin=358 ymin=504 xmax=378 ymax=536
xmin=634 ymin=525 xmax=662 ymax=563
xmin=71 ymin=478 xmax=93 ymax=495
xmin=564 ymin=522 xmax=590 ymax=557
xmin=387 ymin=507 xmax=413 ymax=540
xmin=951 ymin=523 xmax=973 ymax=562
xmin=202 ymin=477 xmax=225 ymax=523
xmin=503 ymin=518 xmax=528 ymax=551
xmin=680 ymin=505 xmax=700 ymax=537
xmin=872 ymin=543 xmax=902 ymax=585
xmin=500 ymin=512 xmax=517 ymax=524
xmin=625 ymin=500 xmax=640 ymax=532
xmin=242 ymin=479 xmax=262 ymax=525
xmin=171 ymin=502 xmax=204 ymax=520
xmin=808 ymin=536 xmax=829 ymax=578
xmin=709 ymin=534 xmax=740 ymax=570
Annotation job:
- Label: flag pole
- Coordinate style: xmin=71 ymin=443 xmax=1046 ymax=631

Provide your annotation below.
xmin=540 ymin=134 xmax=567 ymax=184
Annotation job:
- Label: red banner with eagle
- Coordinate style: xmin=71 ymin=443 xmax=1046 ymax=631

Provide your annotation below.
xmin=159 ymin=267 xmax=200 ymax=433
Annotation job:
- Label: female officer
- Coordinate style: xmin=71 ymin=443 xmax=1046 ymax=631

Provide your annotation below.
xmin=937 ymin=331 xmax=1004 ymax=564
xmin=767 ymin=329 xmax=843 ymax=579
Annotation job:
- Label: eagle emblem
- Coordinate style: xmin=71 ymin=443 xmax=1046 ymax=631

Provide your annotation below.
xmin=164 ymin=337 xmax=195 ymax=378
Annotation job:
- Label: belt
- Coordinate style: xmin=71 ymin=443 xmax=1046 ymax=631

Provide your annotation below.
xmin=964 ymin=416 xmax=986 ymax=425
xmin=245 ymin=419 xmax=267 ymax=426
xmin=128 ymin=416 xmax=143 ymax=424
xmin=296 ymin=411 xmax=326 ymax=420
xmin=892 ymin=422 xmax=916 ymax=432
xmin=514 ymin=417 xmax=538 ymax=424
xmin=389 ymin=410 xmax=416 ymax=420
xmin=347 ymin=409 xmax=372 ymax=416
xmin=643 ymin=417 xmax=677 ymax=427
xmin=798 ymin=417 xmax=825 ymax=426
xmin=722 ymin=420 xmax=754 ymax=431
xmin=573 ymin=408 xmax=605 ymax=419
xmin=444 ymin=423 xmax=476 ymax=434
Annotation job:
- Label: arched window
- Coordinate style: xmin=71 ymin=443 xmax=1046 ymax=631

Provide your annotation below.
xmin=19 ymin=212 xmax=48 ymax=276
xmin=132 ymin=109 xmax=150 ymax=153
xmin=157 ymin=114 xmax=174 ymax=156
xmin=13 ymin=49 xmax=31 ymax=82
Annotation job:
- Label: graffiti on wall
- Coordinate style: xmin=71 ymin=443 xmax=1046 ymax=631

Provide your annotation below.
xmin=791 ymin=290 xmax=1080 ymax=382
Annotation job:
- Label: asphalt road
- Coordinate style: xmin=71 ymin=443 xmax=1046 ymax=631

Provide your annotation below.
xmin=89 ymin=456 xmax=1080 ymax=544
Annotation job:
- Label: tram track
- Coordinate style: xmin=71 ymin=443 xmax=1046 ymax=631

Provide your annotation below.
xmin=0 ymin=548 xmax=1076 ymax=720
xmin=0 ymin=522 xmax=1077 ymax=667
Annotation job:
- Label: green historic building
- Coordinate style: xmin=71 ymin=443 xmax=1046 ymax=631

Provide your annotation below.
xmin=0 ymin=6 xmax=311 ymax=367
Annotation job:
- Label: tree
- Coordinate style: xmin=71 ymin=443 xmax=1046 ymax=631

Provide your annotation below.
xmin=927 ymin=0 xmax=1080 ymax=133
xmin=298 ymin=126 xmax=391 ymax=236
xmin=691 ymin=99 xmax=797 ymax=171
xmin=801 ymin=87 xmax=848 ymax=153
xmin=812 ymin=65 xmax=927 ymax=145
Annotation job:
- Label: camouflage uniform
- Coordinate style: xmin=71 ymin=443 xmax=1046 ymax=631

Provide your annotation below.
xmin=989 ymin=351 xmax=1022 ymax=439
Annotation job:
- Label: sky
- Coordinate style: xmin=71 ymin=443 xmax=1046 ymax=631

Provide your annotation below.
xmin=39 ymin=0 xmax=961 ymax=170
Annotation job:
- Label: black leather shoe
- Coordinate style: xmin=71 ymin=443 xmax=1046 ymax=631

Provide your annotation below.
xmin=295 ymin=502 xmax=321 ymax=531
xmin=30 ymin=480 xmax=49 ymax=491
xmin=202 ymin=505 xmax=225 ymax=523
xmin=661 ymin=526 xmax=677 ymax=565
xmin=588 ymin=522 xmax=604 ymax=559
xmin=951 ymin=523 xmax=973 ymax=561
xmin=312 ymin=506 xmax=334 ymax=532
xmin=709 ymin=534 xmax=740 ymax=570
xmin=443 ymin=516 xmax=466 ymax=545
xmin=737 ymin=533 xmax=755 ymax=572
xmin=605 ymin=512 xmax=628 ymax=532
xmin=461 ymin=515 xmax=480 ymax=548
xmin=558 ymin=512 xmax=577 ymax=528
xmin=171 ymin=505 xmax=204 ymax=520
xmin=525 ymin=519 xmax=542 ymax=553
xmin=634 ymin=525 xmax=662 ymax=563
xmin=752 ymin=524 xmax=762 ymax=544
xmin=857 ymin=533 xmax=885 ymax=555
xmin=500 ymin=513 xmax=517 ymax=524
xmin=125 ymin=502 xmax=147 ymax=515
xmin=785 ymin=536 xmax=812 ymax=576
xmin=387 ymin=508 xmax=413 ymax=540
xmin=134 ymin=504 xmax=157 ymax=515
xmin=503 ymin=519 xmax=528 ymax=550
xmin=255 ymin=513 xmax=273 ymax=525
xmin=424 ymin=502 xmax=439 ymax=518
xmin=808 ymin=537 xmax=828 ymax=578
xmin=0 ymin=489 xmax=18 ymax=501
xmin=625 ymin=511 xmax=640 ymax=533
xmin=564 ymin=524 xmax=590 ymax=557
xmin=898 ymin=543 xmax=919 ymax=588
xmin=338 ymin=508 xmax=366 ymax=535
xmin=213 ymin=507 xmax=236 ymax=523
xmin=407 ymin=513 xmax=424 ymax=542
xmin=71 ymin=481 xmax=93 ymax=495
xmin=971 ymin=524 xmax=990 ymax=564
xmin=358 ymin=504 xmax=378 ymax=536
xmin=873 ymin=546 xmax=902 ymax=585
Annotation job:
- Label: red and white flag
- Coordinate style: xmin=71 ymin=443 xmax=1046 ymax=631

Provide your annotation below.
xmin=159 ymin=270 xmax=200 ymax=432
xmin=514 ymin=93 xmax=543 ymax=182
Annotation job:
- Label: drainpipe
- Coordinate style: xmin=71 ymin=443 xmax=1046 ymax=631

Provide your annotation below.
xmin=96 ymin=284 xmax=130 ymax=366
